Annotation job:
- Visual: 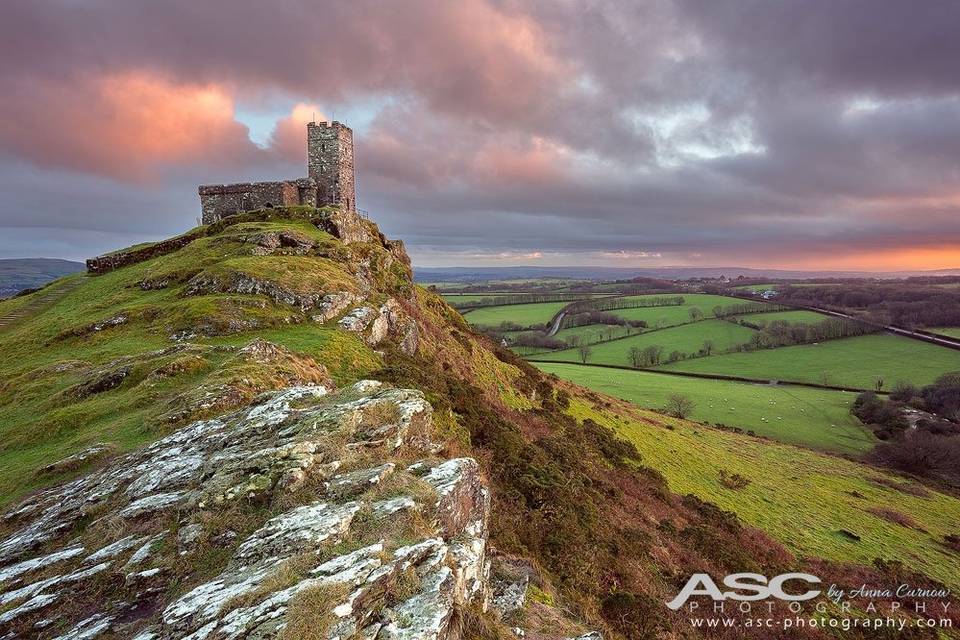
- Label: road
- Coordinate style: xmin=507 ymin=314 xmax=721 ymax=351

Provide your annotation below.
xmin=546 ymin=311 xmax=565 ymax=337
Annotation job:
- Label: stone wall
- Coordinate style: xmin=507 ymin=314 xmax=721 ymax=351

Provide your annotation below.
xmin=86 ymin=228 xmax=206 ymax=274
xmin=198 ymin=179 xmax=318 ymax=225
xmin=307 ymin=121 xmax=356 ymax=211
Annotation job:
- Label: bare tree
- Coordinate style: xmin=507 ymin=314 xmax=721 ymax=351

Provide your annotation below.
xmin=641 ymin=345 xmax=663 ymax=366
xmin=665 ymin=393 xmax=696 ymax=419
xmin=629 ymin=346 xmax=643 ymax=368
xmin=578 ymin=344 xmax=593 ymax=364
xmin=689 ymin=306 xmax=704 ymax=322
xmin=702 ymin=340 xmax=715 ymax=356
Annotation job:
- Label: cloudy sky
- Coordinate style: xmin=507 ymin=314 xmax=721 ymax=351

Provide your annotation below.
xmin=1 ymin=0 xmax=959 ymax=270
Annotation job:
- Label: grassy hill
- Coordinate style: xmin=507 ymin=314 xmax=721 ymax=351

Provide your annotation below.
xmin=2 ymin=208 xmax=959 ymax=638
xmin=537 ymin=363 xmax=874 ymax=454
xmin=567 ymin=394 xmax=960 ymax=591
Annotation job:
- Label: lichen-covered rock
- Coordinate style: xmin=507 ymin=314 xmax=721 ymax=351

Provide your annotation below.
xmin=341 ymin=299 xmax=418 ymax=355
xmin=339 ymin=306 xmax=376 ymax=332
xmin=246 ymin=231 xmax=315 ymax=256
xmin=159 ymin=339 xmax=334 ymax=425
xmin=38 ymin=444 xmax=113 ymax=475
xmin=489 ymin=556 xmax=534 ymax=620
xmin=311 ymin=291 xmax=360 ymax=323
xmin=0 ymin=380 xmax=488 ymax=639
xmin=185 ymin=272 xmax=334 ymax=313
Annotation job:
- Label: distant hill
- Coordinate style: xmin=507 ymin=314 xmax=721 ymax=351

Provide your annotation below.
xmin=0 ymin=258 xmax=84 ymax=297
xmin=415 ymin=265 xmax=960 ymax=282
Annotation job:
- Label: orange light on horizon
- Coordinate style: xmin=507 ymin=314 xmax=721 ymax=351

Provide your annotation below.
xmin=766 ymin=245 xmax=960 ymax=272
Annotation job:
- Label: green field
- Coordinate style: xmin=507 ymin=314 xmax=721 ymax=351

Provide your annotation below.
xmin=554 ymin=324 xmax=642 ymax=344
xmin=534 ymin=320 xmax=757 ymax=365
xmin=463 ymin=301 xmax=569 ymax=327
xmin=933 ymin=327 xmax=960 ymax=338
xmin=539 ymin=363 xmax=873 ymax=453
xmin=601 ymin=293 xmax=757 ymax=328
xmin=659 ymin=333 xmax=960 ymax=389
xmin=737 ymin=309 xmax=829 ymax=326
xmin=441 ymin=293 xmax=516 ymax=303
xmin=570 ymin=399 xmax=960 ymax=591
xmin=732 ymin=283 xmax=778 ymax=292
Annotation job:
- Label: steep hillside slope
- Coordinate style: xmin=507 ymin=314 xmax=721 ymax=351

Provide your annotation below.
xmin=0 ymin=207 xmax=957 ymax=639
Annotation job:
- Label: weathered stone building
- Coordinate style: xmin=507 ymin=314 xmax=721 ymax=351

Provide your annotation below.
xmin=198 ymin=121 xmax=356 ymax=224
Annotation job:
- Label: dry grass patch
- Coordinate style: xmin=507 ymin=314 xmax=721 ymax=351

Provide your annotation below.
xmin=223 ymin=553 xmax=317 ymax=612
xmin=281 ymin=583 xmax=350 ymax=639
xmin=868 ymin=507 xmax=925 ymax=531
xmin=869 ymin=475 xmax=931 ymax=498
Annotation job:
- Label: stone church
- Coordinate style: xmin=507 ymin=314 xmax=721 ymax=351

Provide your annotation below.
xmin=198 ymin=121 xmax=356 ymax=224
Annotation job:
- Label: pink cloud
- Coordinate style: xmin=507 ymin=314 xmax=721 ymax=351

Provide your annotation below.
xmin=0 ymin=72 xmax=261 ymax=181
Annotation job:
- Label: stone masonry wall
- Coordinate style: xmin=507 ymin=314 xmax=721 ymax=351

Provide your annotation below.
xmin=199 ymin=179 xmax=318 ymax=225
xmin=197 ymin=122 xmax=355 ymax=225
xmin=307 ymin=122 xmax=356 ymax=211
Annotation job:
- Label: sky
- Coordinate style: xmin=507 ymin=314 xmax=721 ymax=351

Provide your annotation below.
xmin=1 ymin=0 xmax=959 ymax=271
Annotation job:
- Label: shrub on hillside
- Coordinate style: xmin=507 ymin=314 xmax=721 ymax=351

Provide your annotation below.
xmin=512 ymin=333 xmax=568 ymax=350
xmin=867 ymin=431 xmax=960 ymax=485
xmin=852 ymin=392 xmax=908 ymax=437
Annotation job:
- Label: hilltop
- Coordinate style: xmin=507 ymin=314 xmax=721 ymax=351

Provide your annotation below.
xmin=0 ymin=207 xmax=958 ymax=639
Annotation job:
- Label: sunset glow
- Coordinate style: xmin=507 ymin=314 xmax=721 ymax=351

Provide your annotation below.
xmin=0 ymin=1 xmax=957 ymax=272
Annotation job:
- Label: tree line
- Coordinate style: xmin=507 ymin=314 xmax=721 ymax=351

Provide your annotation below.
xmin=452 ymin=292 xmax=595 ymax=310
xmin=619 ymin=317 xmax=873 ymax=369
xmin=559 ymin=310 xmax=648 ymax=331
xmin=564 ymin=295 xmax=685 ymax=315
xmin=777 ymin=283 xmax=960 ymax=329
xmin=733 ymin=317 xmax=878 ymax=351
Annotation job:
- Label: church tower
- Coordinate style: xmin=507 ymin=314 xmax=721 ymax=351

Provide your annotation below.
xmin=307 ymin=121 xmax=356 ymax=211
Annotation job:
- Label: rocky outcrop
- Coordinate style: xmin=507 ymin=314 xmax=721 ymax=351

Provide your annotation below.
xmin=185 ymin=272 xmax=333 ymax=314
xmin=319 ymin=209 xmax=373 ymax=245
xmin=339 ymin=300 xmax=419 ymax=356
xmin=0 ymin=380 xmax=490 ymax=639
xmin=245 ymin=231 xmax=315 ymax=256
xmin=159 ymin=339 xmax=334 ymax=425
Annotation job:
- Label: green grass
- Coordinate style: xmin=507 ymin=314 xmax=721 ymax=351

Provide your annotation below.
xmin=538 ymin=363 xmax=874 ymax=454
xmin=441 ymin=293 xmax=516 ymax=303
xmin=737 ymin=310 xmax=829 ymax=326
xmin=932 ymin=327 xmax=960 ymax=338
xmin=533 ymin=320 xmax=757 ymax=365
xmin=732 ymin=283 xmax=778 ymax=292
xmin=464 ymin=301 xmax=569 ymax=327
xmin=554 ymin=324 xmax=642 ymax=344
xmin=659 ymin=334 xmax=960 ymax=389
xmin=607 ymin=293 xmax=764 ymax=328
xmin=569 ymin=399 xmax=960 ymax=591
xmin=0 ymin=215 xmax=384 ymax=507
